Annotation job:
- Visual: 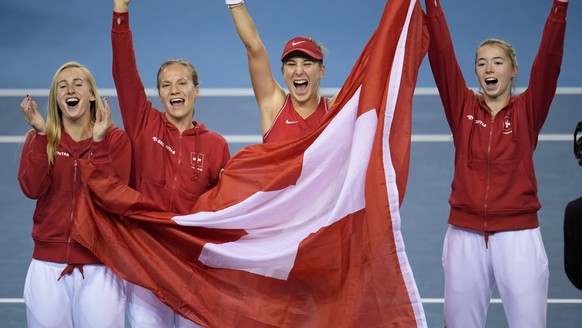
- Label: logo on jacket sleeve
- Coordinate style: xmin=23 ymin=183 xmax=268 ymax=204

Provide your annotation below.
xmin=191 ymin=153 xmax=204 ymax=171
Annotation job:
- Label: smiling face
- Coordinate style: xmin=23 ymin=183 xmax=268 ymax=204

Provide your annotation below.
xmin=55 ymin=67 xmax=95 ymax=124
xmin=475 ymin=42 xmax=518 ymax=103
xmin=157 ymin=62 xmax=199 ymax=128
xmin=282 ymin=55 xmax=325 ymax=106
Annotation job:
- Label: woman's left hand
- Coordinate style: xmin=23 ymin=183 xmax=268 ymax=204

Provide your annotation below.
xmin=93 ymin=98 xmax=112 ymax=142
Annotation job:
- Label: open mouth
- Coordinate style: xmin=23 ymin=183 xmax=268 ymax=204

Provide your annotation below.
xmin=485 ymin=78 xmax=498 ymax=86
xmin=294 ymin=80 xmax=308 ymax=92
xmin=66 ymin=97 xmax=80 ymax=108
xmin=170 ymin=98 xmax=185 ymax=106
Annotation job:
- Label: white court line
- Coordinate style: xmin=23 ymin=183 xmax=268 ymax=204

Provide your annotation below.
xmin=0 ymin=86 xmax=574 ymax=145
xmin=1 ymin=298 xmax=582 ymax=304
xmin=0 ymin=136 xmax=26 ymax=143
xmin=0 ymin=134 xmax=573 ymax=144
xmin=0 ymin=299 xmax=24 ymax=303
xmin=421 ymin=298 xmax=582 ymax=304
xmin=411 ymin=134 xmax=572 ymax=142
xmin=1 ymin=87 xmax=582 ymax=97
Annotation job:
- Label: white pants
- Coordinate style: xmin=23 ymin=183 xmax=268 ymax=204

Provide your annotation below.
xmin=127 ymin=282 xmax=203 ymax=328
xmin=24 ymin=259 xmax=126 ymax=328
xmin=442 ymin=226 xmax=549 ymax=328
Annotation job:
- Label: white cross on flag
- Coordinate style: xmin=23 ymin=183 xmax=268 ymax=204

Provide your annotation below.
xmin=73 ymin=0 xmax=429 ymax=326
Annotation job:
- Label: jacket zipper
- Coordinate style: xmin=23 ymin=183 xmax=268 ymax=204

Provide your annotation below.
xmin=65 ymin=159 xmax=78 ymax=263
xmin=483 ymin=117 xmax=495 ymax=233
xmin=168 ymin=134 xmax=183 ymax=212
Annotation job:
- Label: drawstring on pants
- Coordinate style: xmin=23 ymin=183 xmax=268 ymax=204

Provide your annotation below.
xmin=484 ymin=231 xmax=495 ymax=249
xmin=58 ymin=264 xmax=85 ymax=281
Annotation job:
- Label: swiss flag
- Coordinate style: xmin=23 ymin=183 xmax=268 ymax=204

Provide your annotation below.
xmin=72 ymin=0 xmax=429 ymax=326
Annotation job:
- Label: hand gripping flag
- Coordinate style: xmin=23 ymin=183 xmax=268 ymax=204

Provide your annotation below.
xmin=72 ymin=0 xmax=429 ymax=326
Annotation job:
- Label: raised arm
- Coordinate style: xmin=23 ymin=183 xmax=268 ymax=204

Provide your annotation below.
xmin=424 ymin=0 xmax=473 ymax=131
xmin=227 ymin=0 xmax=286 ymax=133
xmin=112 ymin=0 xmax=152 ymax=139
xmin=523 ymin=0 xmax=568 ymax=131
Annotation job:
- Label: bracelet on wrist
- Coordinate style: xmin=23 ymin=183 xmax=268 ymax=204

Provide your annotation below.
xmin=228 ymin=1 xmax=244 ymax=9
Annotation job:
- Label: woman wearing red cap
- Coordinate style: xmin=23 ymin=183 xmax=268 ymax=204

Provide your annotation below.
xmin=227 ymin=0 xmax=335 ymax=143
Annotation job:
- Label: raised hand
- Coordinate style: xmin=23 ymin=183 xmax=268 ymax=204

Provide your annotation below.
xmin=20 ymin=96 xmax=46 ymax=134
xmin=113 ymin=0 xmax=131 ymax=13
xmin=93 ymin=98 xmax=112 ymax=142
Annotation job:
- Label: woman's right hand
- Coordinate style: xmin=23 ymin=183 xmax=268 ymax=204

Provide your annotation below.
xmin=20 ymin=96 xmax=46 ymax=134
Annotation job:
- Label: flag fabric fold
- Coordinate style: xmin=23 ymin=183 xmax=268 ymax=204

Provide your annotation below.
xmin=72 ymin=0 xmax=429 ymax=326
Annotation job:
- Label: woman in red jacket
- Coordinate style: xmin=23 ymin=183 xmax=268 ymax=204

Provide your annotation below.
xmin=18 ymin=62 xmax=132 ymax=327
xmin=112 ymin=0 xmax=231 ymax=326
xmin=424 ymin=0 xmax=568 ymax=327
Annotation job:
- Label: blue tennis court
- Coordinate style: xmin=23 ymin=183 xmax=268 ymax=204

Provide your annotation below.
xmin=1 ymin=0 xmax=581 ymax=326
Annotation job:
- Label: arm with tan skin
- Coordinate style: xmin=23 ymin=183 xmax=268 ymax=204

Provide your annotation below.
xmin=228 ymin=1 xmax=286 ymax=134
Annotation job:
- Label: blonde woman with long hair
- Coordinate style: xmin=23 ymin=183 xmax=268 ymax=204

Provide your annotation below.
xmin=17 ymin=61 xmax=132 ymax=328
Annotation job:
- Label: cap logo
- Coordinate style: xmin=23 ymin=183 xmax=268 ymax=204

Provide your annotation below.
xmin=281 ymin=37 xmax=323 ymax=61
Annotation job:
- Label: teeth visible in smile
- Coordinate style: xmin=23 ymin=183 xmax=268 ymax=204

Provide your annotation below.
xmin=485 ymin=78 xmax=498 ymax=85
xmin=170 ymin=98 xmax=185 ymax=105
xmin=66 ymin=97 xmax=80 ymax=107
xmin=294 ymin=80 xmax=308 ymax=89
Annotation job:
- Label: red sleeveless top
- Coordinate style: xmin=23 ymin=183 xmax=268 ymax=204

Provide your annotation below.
xmin=263 ymin=95 xmax=329 ymax=144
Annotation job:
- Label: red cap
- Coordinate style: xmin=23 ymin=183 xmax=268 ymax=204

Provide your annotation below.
xmin=280 ymin=37 xmax=323 ymax=61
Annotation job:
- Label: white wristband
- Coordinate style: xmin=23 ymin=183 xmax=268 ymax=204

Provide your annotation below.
xmin=226 ymin=0 xmax=243 ymax=5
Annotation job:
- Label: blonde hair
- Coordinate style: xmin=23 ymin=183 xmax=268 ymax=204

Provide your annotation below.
xmin=476 ymin=38 xmax=518 ymax=68
xmin=305 ymin=37 xmax=328 ymax=59
xmin=45 ymin=62 xmax=100 ymax=165
xmin=475 ymin=38 xmax=519 ymax=94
